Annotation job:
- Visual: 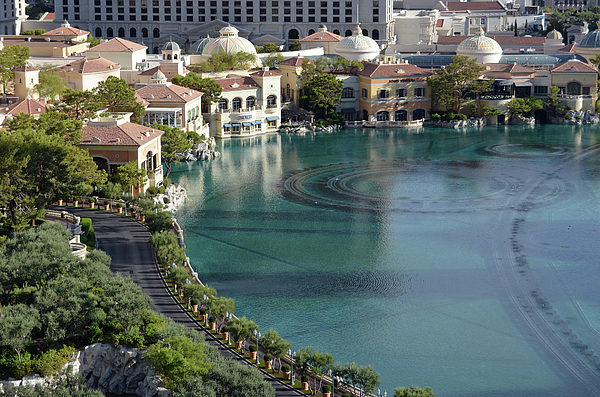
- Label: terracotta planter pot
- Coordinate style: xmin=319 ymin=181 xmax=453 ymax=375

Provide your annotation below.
xmin=222 ymin=332 xmax=229 ymax=340
xmin=199 ymin=314 xmax=206 ymax=322
xmin=323 ymin=393 xmax=331 ymax=397
xmin=209 ymin=322 xmax=216 ymax=331
xmin=104 ymin=205 xmax=110 ymax=211
xmin=89 ymin=203 xmax=95 ymax=208
xmin=265 ymin=361 xmax=272 ymax=370
xmin=117 ymin=207 xmax=123 ymax=214
xmin=302 ymin=382 xmax=309 ymax=390
xmin=282 ymin=372 xmax=291 ymax=380
xmin=58 ymin=199 xmax=64 ymax=206
xmin=192 ymin=304 xmax=198 ymax=313
xmin=250 ymin=351 xmax=257 ymax=360
xmin=235 ymin=341 xmax=242 ymax=349
xmin=73 ymin=201 xmax=79 ymax=207
xmin=140 ymin=215 xmax=145 ymax=222
xmin=179 ymin=289 xmax=184 ymax=297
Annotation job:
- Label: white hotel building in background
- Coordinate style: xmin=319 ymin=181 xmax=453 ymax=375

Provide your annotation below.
xmin=53 ymin=0 xmax=394 ymax=52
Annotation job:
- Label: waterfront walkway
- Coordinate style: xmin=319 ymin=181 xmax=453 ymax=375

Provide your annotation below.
xmin=55 ymin=207 xmax=304 ymax=397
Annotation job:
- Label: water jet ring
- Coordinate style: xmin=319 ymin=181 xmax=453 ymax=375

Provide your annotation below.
xmin=485 ymin=144 xmax=569 ymax=158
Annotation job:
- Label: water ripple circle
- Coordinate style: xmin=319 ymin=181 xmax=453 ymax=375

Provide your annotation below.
xmin=485 ymin=143 xmax=569 ymax=158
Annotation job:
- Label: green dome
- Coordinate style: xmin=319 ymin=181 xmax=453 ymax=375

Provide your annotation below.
xmin=578 ymin=29 xmax=600 ymax=49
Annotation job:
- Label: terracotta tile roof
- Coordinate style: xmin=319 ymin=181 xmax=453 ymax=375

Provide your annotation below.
xmin=250 ymin=69 xmax=281 ymax=77
xmin=300 ymin=31 xmax=343 ymax=42
xmin=135 ymin=92 xmax=150 ymax=107
xmin=1 ymin=98 xmax=51 ymax=115
xmin=43 ymin=26 xmax=89 ymax=36
xmin=14 ymin=65 xmax=39 ymax=72
xmin=551 ymin=59 xmax=598 ymax=73
xmin=215 ymin=75 xmax=260 ymax=91
xmin=81 ymin=122 xmax=164 ymax=147
xmin=136 ymin=83 xmax=202 ymax=103
xmin=84 ymin=37 xmax=147 ymax=53
xmin=436 ymin=19 xmax=444 ymax=28
xmin=480 ymin=63 xmax=535 ymax=73
xmin=278 ymin=57 xmax=313 ymax=66
xmin=139 ymin=65 xmax=161 ymax=76
xmin=55 ymin=57 xmax=121 ymax=74
xmin=356 ymin=62 xmax=432 ymax=77
xmin=558 ymin=43 xmax=577 ymax=53
xmin=445 ymin=1 xmax=505 ymax=11
xmin=436 ymin=35 xmax=545 ymax=45
xmin=42 ymin=12 xmax=55 ymax=21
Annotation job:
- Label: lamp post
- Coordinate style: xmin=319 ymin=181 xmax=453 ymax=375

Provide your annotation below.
xmin=328 ymin=369 xmax=334 ymax=395
xmin=225 ymin=312 xmax=232 ymax=345
xmin=377 ymin=388 xmax=380 ymax=397
xmin=253 ymin=329 xmax=261 ymax=364
xmin=288 ymin=349 xmax=296 ymax=385
xmin=203 ymin=294 xmax=209 ymax=326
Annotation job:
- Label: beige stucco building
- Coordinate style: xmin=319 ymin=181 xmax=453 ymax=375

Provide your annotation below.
xmin=55 ymin=57 xmax=121 ymax=91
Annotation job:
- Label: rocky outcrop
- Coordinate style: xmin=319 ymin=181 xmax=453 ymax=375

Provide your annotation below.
xmin=154 ymin=183 xmax=187 ymax=213
xmin=509 ymin=115 xmax=535 ymax=125
xmin=182 ymin=139 xmax=220 ymax=162
xmin=1 ymin=344 xmax=169 ymax=397
xmin=425 ymin=117 xmax=487 ymax=129
xmin=552 ymin=110 xmax=600 ymax=125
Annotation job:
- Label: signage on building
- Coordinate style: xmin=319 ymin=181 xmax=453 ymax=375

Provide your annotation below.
xmin=235 ymin=114 xmax=253 ymax=120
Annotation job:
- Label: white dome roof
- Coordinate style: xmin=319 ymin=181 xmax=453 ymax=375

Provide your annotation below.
xmin=152 ymin=70 xmax=166 ymax=80
xmin=546 ymin=29 xmax=563 ymax=40
xmin=334 ymin=25 xmax=380 ymax=61
xmin=202 ymin=26 xmax=257 ymax=56
xmin=456 ymin=28 xmax=502 ymax=63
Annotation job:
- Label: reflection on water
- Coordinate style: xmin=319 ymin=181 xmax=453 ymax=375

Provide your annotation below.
xmin=172 ymin=125 xmax=600 ymax=397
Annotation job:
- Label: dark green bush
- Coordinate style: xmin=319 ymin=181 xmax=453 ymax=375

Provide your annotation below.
xmin=282 ymin=364 xmax=291 ymax=372
xmin=322 ymin=385 xmax=332 ymax=393
xmin=147 ymin=186 xmax=159 ymax=196
xmin=80 ymin=218 xmax=92 ymax=234
xmin=116 ymin=203 xmax=123 ymax=208
xmin=454 ymin=114 xmax=467 ymax=121
xmin=430 ymin=113 xmax=440 ymax=121
xmin=158 ymin=186 xmax=166 ymax=194
xmin=301 ymin=375 xmax=309 ymax=382
xmin=164 ymin=197 xmax=170 ymax=204
xmin=565 ymin=114 xmax=573 ymax=120
xmin=36 ymin=346 xmax=75 ymax=377
xmin=221 ymin=325 xmax=229 ymax=332
xmin=191 ymin=298 xmax=199 ymax=306
xmin=249 ymin=344 xmax=257 ymax=352
xmin=88 ymin=197 xmax=95 ymax=204
xmin=264 ymin=353 xmax=272 ymax=361
xmin=103 ymin=200 xmax=110 ymax=206
xmin=163 ymin=178 xmax=172 ymax=188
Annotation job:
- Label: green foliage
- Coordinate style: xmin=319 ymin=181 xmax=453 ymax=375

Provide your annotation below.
xmin=507 ymin=97 xmax=543 ymax=117
xmin=152 ymin=123 xmax=192 ymax=178
xmin=57 ymin=88 xmax=101 ymax=120
xmin=0 ymin=304 xmax=40 ymax=361
xmin=263 ymin=52 xmax=285 ymax=69
xmin=100 ymin=182 xmax=124 ymax=199
xmin=81 ymin=218 xmax=92 ymax=234
xmin=282 ymin=364 xmax=291 ymax=372
xmin=207 ymin=296 xmax=235 ymax=332
xmin=171 ymin=72 xmax=223 ymax=105
xmin=259 ymin=328 xmax=291 ymax=370
xmin=323 ymin=384 xmax=332 ymax=393
xmin=256 ymin=42 xmax=281 ymax=53
xmin=430 ymin=113 xmax=440 ymax=121
xmin=4 ymin=371 xmax=106 ymax=396
xmin=0 ymin=45 xmax=30 ymax=93
xmin=249 ymin=344 xmax=257 ymax=352
xmin=565 ymin=114 xmax=572 ymax=120
xmin=332 ymin=361 xmax=381 ymax=397
xmin=427 ymin=55 xmax=492 ymax=114
xmin=482 ymin=106 xmax=502 ymax=117
xmin=146 ymin=336 xmax=212 ymax=389
xmin=289 ymin=39 xmax=301 ymax=51
xmin=169 ymin=266 xmax=191 ymax=289
xmin=112 ymin=160 xmax=147 ymax=196
xmin=147 ymin=186 xmax=159 ymax=196
xmin=394 ymin=385 xmax=436 ymax=397
xmin=151 ymin=231 xmax=186 ymax=268
xmin=23 ymin=29 xmax=46 ymax=35
xmin=305 ymin=73 xmax=343 ymax=119
xmin=228 ymin=316 xmax=258 ymax=348
xmin=85 ymin=35 xmax=103 ymax=47
xmin=144 ymin=209 xmax=174 ymax=233
xmin=35 ymin=69 xmax=67 ymax=101
xmin=36 ymin=346 xmax=75 ymax=377
xmin=193 ymin=51 xmax=258 ymax=73
xmin=25 ymin=1 xmax=52 ymax=20
xmin=93 ymin=76 xmax=145 ymax=121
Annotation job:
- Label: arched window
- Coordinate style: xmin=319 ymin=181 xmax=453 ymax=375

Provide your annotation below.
xmin=167 ymin=54 xmax=172 ymax=60
xmin=191 ymin=108 xmax=195 ymax=119
xmin=372 ymin=29 xmax=379 ymax=40
xmin=288 ymin=29 xmax=299 ymax=40
xmin=246 ymin=96 xmax=255 ymax=109
xmin=118 ymin=27 xmax=125 ymax=38
xmin=107 ymin=27 xmax=114 ymax=37
xmin=95 ymin=27 xmax=102 ymax=38
xmin=333 ymin=29 xmax=340 ymax=35
xmin=286 ymin=83 xmax=291 ymax=99
xmin=413 ymin=109 xmax=426 ymax=120
xmin=146 ymin=151 xmax=153 ymax=170
xmin=196 ymin=106 xmax=200 ymax=116
xmin=153 ymin=28 xmax=160 ymax=38
xmin=232 ymin=97 xmax=242 ymax=111
xmin=395 ymin=110 xmax=408 ymax=121
xmin=218 ymin=98 xmax=228 ymax=110
xmin=345 ymin=30 xmax=352 ymax=36
xmin=187 ymin=110 xmax=191 ymax=122
xmin=376 ymin=111 xmax=389 ymax=121
xmin=342 ymin=87 xmax=354 ymax=98
xmin=266 ymin=95 xmax=277 ymax=108
xmin=142 ymin=28 xmax=148 ymax=38
xmin=174 ymin=54 xmax=178 ymax=59
xmin=567 ymin=81 xmax=581 ymax=95
xmin=362 ymin=29 xmax=368 ymax=37
xmin=130 ymin=28 xmax=137 ymax=38
xmin=308 ymin=29 xmax=315 ymax=35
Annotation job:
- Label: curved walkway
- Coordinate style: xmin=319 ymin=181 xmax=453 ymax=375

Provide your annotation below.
xmin=55 ymin=207 xmax=303 ymax=397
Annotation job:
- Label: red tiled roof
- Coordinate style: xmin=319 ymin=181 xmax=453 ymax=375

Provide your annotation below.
xmin=436 ymin=19 xmax=444 ymax=28
xmin=135 ymin=92 xmax=150 ymax=107
xmin=551 ymin=59 xmax=598 ymax=73
xmin=445 ymin=1 xmax=505 ymax=11
xmin=55 ymin=57 xmax=121 ymax=74
xmin=300 ymin=31 xmax=343 ymax=42
xmin=215 ymin=75 xmax=260 ymax=91
xmin=558 ymin=43 xmax=577 ymax=53
xmin=436 ymin=35 xmax=545 ymax=45
xmin=278 ymin=57 xmax=313 ymax=66
xmin=81 ymin=122 xmax=164 ymax=147
xmin=480 ymin=63 xmax=535 ymax=73
xmin=42 ymin=12 xmax=55 ymax=21
xmin=14 ymin=65 xmax=39 ymax=72
xmin=136 ymin=83 xmax=202 ymax=103
xmin=250 ymin=69 xmax=281 ymax=77
xmin=356 ymin=62 xmax=432 ymax=77
xmin=43 ymin=26 xmax=89 ymax=36
xmin=2 ymin=98 xmax=51 ymax=115
xmin=84 ymin=37 xmax=147 ymax=53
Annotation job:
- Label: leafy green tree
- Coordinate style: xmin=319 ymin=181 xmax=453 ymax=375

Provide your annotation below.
xmin=259 ymin=329 xmax=291 ymax=371
xmin=207 ymin=296 xmax=235 ymax=332
xmin=289 ymin=39 xmax=301 ymax=51
xmin=22 ymin=29 xmax=47 ymax=35
xmin=3 ymin=372 xmax=106 ymax=397
xmin=146 ymin=336 xmax=212 ymax=389
xmin=169 ymin=266 xmax=191 ymax=292
xmin=193 ymin=51 xmax=258 ymax=73
xmin=0 ymin=304 xmax=39 ymax=361
xmin=228 ymin=316 xmax=258 ymax=351
xmin=173 ymin=377 xmax=217 ymax=397
xmin=263 ymin=52 xmax=285 ymax=69
xmin=57 ymin=88 xmax=101 ymax=120
xmin=183 ymin=283 xmax=216 ymax=308
xmin=0 ymin=45 xmax=30 ymax=93
xmin=355 ymin=364 xmax=381 ymax=396
xmin=256 ymin=42 xmax=281 ymax=53
xmin=25 ymin=1 xmax=52 ymax=20
xmin=298 ymin=57 xmax=328 ymax=88
xmin=171 ymin=72 xmax=223 ymax=106
xmin=112 ymin=160 xmax=147 ymax=195
xmin=205 ymin=356 xmax=276 ymax=397
xmin=545 ymin=85 xmax=561 ymax=115
xmin=394 ymin=386 xmax=436 ymax=397
xmin=426 ymin=55 xmax=492 ymax=114
xmin=35 ymin=69 xmax=67 ymax=101
xmin=85 ymin=35 xmax=103 ymax=48
xmin=93 ymin=76 xmax=145 ymax=121
xmin=304 ymin=73 xmax=343 ymax=118
xmin=507 ymin=97 xmax=543 ymax=117
xmin=152 ymin=123 xmax=191 ymax=178
xmin=151 ymin=231 xmax=186 ymax=268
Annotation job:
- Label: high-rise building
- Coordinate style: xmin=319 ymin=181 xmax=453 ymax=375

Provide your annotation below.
xmin=1 ymin=0 xmax=27 ymax=35
xmin=57 ymin=0 xmax=394 ymax=52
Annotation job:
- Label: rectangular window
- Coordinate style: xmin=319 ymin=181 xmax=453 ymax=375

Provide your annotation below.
xmin=199 ymin=8 xmax=204 ymax=12
xmin=378 ymin=89 xmax=389 ymax=99
xmin=176 ymin=15 xmax=181 ymax=20
xmin=333 ymin=1 xmax=338 ymax=5
xmin=95 ymin=0 xmax=101 ymax=5
xmin=320 ymin=8 xmax=326 ymax=14
xmin=95 ymin=7 xmax=101 ymax=12
xmin=223 ymin=15 xmax=229 ymax=20
xmin=296 ymin=8 xmax=302 ymax=13
xmin=333 ymin=9 xmax=338 ymax=14
xmin=176 ymin=7 xmax=181 ymax=12
xmin=141 ymin=7 xmax=147 ymax=12
xmin=107 ymin=0 xmax=113 ymax=5
xmin=373 ymin=0 xmax=378 ymax=5
xmin=130 ymin=0 xmax=136 ymax=5
xmin=165 ymin=0 xmax=171 ymax=4
xmin=187 ymin=14 xmax=193 ymax=20
xmin=95 ymin=14 xmax=102 ymax=19
xmin=75 ymin=14 xmax=80 ymax=19
xmin=373 ymin=16 xmax=378 ymax=22
xmin=234 ymin=15 xmax=241 ymax=21
xmin=106 ymin=7 xmax=113 ymax=12
xmin=396 ymin=88 xmax=407 ymax=98
xmin=187 ymin=1 xmax=192 ymax=4
xmin=130 ymin=14 xmax=136 ymax=19
xmin=272 ymin=8 xmax=278 ymax=13
xmin=345 ymin=9 xmax=351 ymax=14
xmin=308 ymin=8 xmax=314 ymax=13
xmin=63 ymin=6 xmax=69 ymax=12
xmin=284 ymin=16 xmax=290 ymax=21
xmin=296 ymin=16 xmax=302 ymax=21
xmin=533 ymin=86 xmax=547 ymax=95
xmin=284 ymin=0 xmax=290 ymax=5
xmin=63 ymin=0 xmax=68 ymax=5
xmin=583 ymin=86 xmax=591 ymax=95
xmin=107 ymin=14 xmax=113 ymax=19
xmin=153 ymin=14 xmax=159 ymax=19
xmin=210 ymin=0 xmax=216 ymax=4
xmin=247 ymin=0 xmax=253 ymax=5
xmin=234 ymin=8 xmax=241 ymax=13
xmin=165 ymin=7 xmax=171 ymax=12
xmin=345 ymin=1 xmax=351 ymax=6
xmin=362 ymin=87 xmax=367 ymax=97
xmin=118 ymin=6 xmax=124 ymax=12
xmin=130 ymin=7 xmax=136 ymax=12
xmin=186 ymin=7 xmax=192 ymax=12
xmin=75 ymin=0 xmax=80 ymax=4
xmin=223 ymin=1 xmax=228 ymax=4
xmin=320 ymin=16 xmax=326 ymax=22
xmin=247 ymin=15 xmax=253 ymax=21
xmin=246 ymin=8 xmax=252 ymax=13
xmin=234 ymin=0 xmax=241 ymax=5
xmin=309 ymin=16 xmax=315 ymax=21
xmin=260 ymin=15 xmax=266 ymax=21
xmin=260 ymin=0 xmax=266 ymax=5
xmin=198 ymin=0 xmax=204 ymax=4
xmin=272 ymin=1 xmax=278 ymax=5
xmin=272 ymin=15 xmax=278 ymax=21
xmin=210 ymin=8 xmax=216 ymax=13
xmin=141 ymin=14 xmax=148 ymax=19
xmin=284 ymin=8 xmax=290 ymax=14
xmin=414 ymin=87 xmax=425 ymax=97
xmin=118 ymin=14 xmax=124 ymax=19
xmin=308 ymin=1 xmax=314 ymax=5
xmin=373 ymin=8 xmax=378 ymax=14
xmin=333 ymin=16 xmax=338 ymax=22
xmin=199 ymin=15 xmax=205 ymax=20
xmin=260 ymin=8 xmax=266 ymax=13
xmin=153 ymin=7 xmax=158 ymax=12
xmin=320 ymin=1 xmax=326 ymax=5
xmin=223 ymin=8 xmax=229 ymax=13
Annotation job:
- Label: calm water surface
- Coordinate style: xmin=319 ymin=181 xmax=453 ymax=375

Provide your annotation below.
xmin=171 ymin=125 xmax=600 ymax=397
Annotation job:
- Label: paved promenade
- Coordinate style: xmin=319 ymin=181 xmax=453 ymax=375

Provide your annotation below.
xmin=58 ymin=207 xmax=303 ymax=397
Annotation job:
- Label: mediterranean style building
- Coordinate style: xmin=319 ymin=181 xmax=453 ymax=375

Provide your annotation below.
xmin=55 ymin=0 xmax=394 ymax=50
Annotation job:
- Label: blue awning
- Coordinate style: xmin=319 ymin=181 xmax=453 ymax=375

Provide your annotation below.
xmin=341 ymin=108 xmax=355 ymax=114
xmin=266 ymin=116 xmax=280 ymax=121
xmin=242 ymin=122 xmax=251 ymax=126
xmin=223 ymin=124 xmax=232 ymax=128
xmin=231 ymin=123 xmax=241 ymax=126
xmin=253 ymin=120 xmax=262 ymax=125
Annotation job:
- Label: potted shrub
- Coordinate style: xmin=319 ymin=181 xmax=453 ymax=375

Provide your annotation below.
xmin=322 ymin=384 xmax=332 ymax=397
xmin=89 ymin=197 xmax=96 ymax=208
xmin=264 ymin=354 xmax=273 ymax=370
xmin=208 ymin=316 xmax=216 ymax=331
xmin=116 ymin=202 xmax=123 ymax=213
xmin=301 ymin=375 xmax=309 ymax=390
xmin=282 ymin=364 xmax=291 ymax=380
xmin=73 ymin=197 xmax=79 ymax=207
xmin=221 ymin=325 xmax=229 ymax=341
xmin=57 ymin=196 xmax=65 ymax=206
xmin=191 ymin=298 xmax=199 ymax=313
xmin=199 ymin=307 xmax=207 ymax=321
xmin=249 ymin=344 xmax=258 ymax=360
xmin=103 ymin=200 xmax=110 ymax=211
xmin=130 ymin=208 xmax=136 ymax=218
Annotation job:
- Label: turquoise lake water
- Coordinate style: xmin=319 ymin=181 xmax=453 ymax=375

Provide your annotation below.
xmin=171 ymin=125 xmax=600 ymax=397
